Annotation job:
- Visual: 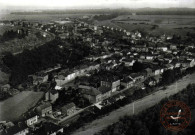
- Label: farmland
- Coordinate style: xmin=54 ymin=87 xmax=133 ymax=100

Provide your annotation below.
xmin=93 ymin=15 xmax=195 ymax=36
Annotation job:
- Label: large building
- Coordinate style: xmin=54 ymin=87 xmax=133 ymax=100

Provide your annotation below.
xmin=100 ymin=76 xmax=120 ymax=92
xmin=61 ymin=102 xmax=76 ymax=116
xmin=36 ymin=102 xmax=52 ymax=117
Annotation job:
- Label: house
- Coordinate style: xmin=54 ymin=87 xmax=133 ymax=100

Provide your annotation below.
xmin=59 ymin=33 xmax=69 ymax=39
xmin=144 ymin=77 xmax=157 ymax=87
xmin=146 ymin=55 xmax=154 ymax=60
xmin=65 ymin=72 xmax=76 ymax=81
xmin=100 ymin=76 xmax=120 ymax=92
xmin=129 ymin=73 xmax=144 ymax=83
xmin=55 ymin=74 xmax=66 ymax=86
xmin=38 ymin=82 xmax=51 ymax=92
xmin=143 ymin=68 xmax=153 ymax=77
xmin=170 ymin=45 xmax=177 ymax=50
xmin=151 ymin=66 xmax=164 ymax=76
xmin=165 ymin=64 xmax=174 ymax=70
xmin=98 ymin=86 xmax=112 ymax=100
xmin=81 ymin=87 xmax=102 ymax=103
xmin=103 ymin=97 xmax=115 ymax=106
xmin=24 ymin=112 xmax=38 ymax=126
xmin=55 ymin=69 xmax=78 ymax=86
xmin=61 ymin=102 xmax=76 ymax=116
xmin=121 ymin=77 xmax=134 ymax=88
xmin=112 ymin=93 xmax=126 ymax=101
xmin=188 ymin=59 xmax=195 ymax=67
xmin=33 ymin=122 xmax=63 ymax=135
xmin=100 ymin=63 xmax=115 ymax=71
xmin=2 ymin=122 xmax=29 ymax=135
xmin=45 ymin=89 xmax=59 ymax=103
xmin=122 ymin=59 xmax=135 ymax=67
xmin=36 ymin=102 xmax=52 ymax=117
xmin=28 ymin=72 xmax=48 ymax=85
xmin=157 ymin=46 xmax=168 ymax=52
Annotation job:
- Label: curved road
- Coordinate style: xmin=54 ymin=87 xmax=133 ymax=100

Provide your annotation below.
xmin=72 ymin=73 xmax=195 ymax=135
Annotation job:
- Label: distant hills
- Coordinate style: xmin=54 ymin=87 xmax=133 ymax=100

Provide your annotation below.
xmin=10 ymin=8 xmax=195 ymax=15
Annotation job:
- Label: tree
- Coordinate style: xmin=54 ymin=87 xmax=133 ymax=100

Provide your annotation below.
xmin=2 ymin=52 xmax=16 ymax=70
xmin=161 ymin=69 xmax=175 ymax=85
xmin=132 ymin=61 xmax=144 ymax=72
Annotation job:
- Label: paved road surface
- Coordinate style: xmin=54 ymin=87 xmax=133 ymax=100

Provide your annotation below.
xmin=72 ymin=73 xmax=195 ymax=135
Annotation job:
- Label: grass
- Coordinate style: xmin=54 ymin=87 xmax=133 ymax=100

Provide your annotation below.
xmin=0 ymin=91 xmax=44 ymax=122
xmin=94 ymin=15 xmax=195 ymax=36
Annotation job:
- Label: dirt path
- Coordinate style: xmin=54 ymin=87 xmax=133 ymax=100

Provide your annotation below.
xmin=72 ymin=73 xmax=195 ymax=135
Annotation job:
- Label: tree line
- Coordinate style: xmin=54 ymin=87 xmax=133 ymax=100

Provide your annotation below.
xmin=0 ymin=29 xmax=28 ymax=42
xmin=2 ymin=37 xmax=92 ymax=86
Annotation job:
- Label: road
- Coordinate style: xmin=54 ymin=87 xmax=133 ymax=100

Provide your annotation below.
xmin=71 ymin=73 xmax=195 ymax=135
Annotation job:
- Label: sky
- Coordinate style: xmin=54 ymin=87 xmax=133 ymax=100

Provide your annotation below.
xmin=0 ymin=0 xmax=195 ymax=10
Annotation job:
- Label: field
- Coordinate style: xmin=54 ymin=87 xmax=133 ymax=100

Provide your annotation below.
xmin=72 ymin=73 xmax=195 ymax=135
xmin=94 ymin=15 xmax=195 ymax=36
xmin=0 ymin=91 xmax=44 ymax=121
xmin=0 ymin=13 xmax=94 ymax=23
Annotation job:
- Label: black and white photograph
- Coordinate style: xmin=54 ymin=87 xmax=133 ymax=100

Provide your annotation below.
xmin=0 ymin=0 xmax=195 ymax=135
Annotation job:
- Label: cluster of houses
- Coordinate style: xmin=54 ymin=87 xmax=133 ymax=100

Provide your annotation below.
xmin=1 ymin=16 xmax=195 ymax=134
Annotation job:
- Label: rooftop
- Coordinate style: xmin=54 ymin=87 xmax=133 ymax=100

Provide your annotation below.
xmin=98 ymin=86 xmax=111 ymax=94
xmin=2 ymin=122 xmax=28 ymax=135
xmin=62 ymin=102 xmax=75 ymax=110
xmin=36 ymin=102 xmax=52 ymax=112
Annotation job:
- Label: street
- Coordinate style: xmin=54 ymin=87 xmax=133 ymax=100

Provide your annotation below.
xmin=71 ymin=73 xmax=195 ymax=135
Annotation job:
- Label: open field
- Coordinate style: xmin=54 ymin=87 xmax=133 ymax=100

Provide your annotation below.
xmin=72 ymin=73 xmax=195 ymax=135
xmin=0 ymin=91 xmax=44 ymax=121
xmin=94 ymin=15 xmax=195 ymax=36
xmin=0 ymin=13 xmax=94 ymax=23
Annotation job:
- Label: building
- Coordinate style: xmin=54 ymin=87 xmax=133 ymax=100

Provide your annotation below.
xmin=36 ymin=102 xmax=52 ymax=117
xmin=143 ymin=68 xmax=153 ymax=77
xmin=121 ymin=77 xmax=134 ymax=88
xmin=61 ymin=102 xmax=76 ymax=116
xmin=100 ymin=76 xmax=120 ymax=92
xmin=144 ymin=77 xmax=157 ymax=87
xmin=24 ymin=112 xmax=38 ymax=126
xmin=33 ymin=122 xmax=63 ymax=135
xmin=80 ymin=86 xmax=102 ymax=103
xmin=28 ymin=72 xmax=48 ymax=85
xmin=45 ymin=89 xmax=59 ymax=103
xmin=98 ymin=86 xmax=112 ymax=100
xmin=157 ymin=46 xmax=168 ymax=52
xmin=2 ymin=122 xmax=29 ymax=135
xmin=122 ymin=59 xmax=135 ymax=67
xmin=129 ymin=73 xmax=144 ymax=83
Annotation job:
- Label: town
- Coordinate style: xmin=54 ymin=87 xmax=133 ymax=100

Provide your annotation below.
xmin=0 ymin=13 xmax=195 ymax=135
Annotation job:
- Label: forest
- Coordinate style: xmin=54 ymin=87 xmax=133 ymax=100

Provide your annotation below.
xmin=2 ymin=37 xmax=92 ymax=86
xmin=93 ymin=14 xmax=119 ymax=21
xmin=0 ymin=29 xmax=28 ymax=42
